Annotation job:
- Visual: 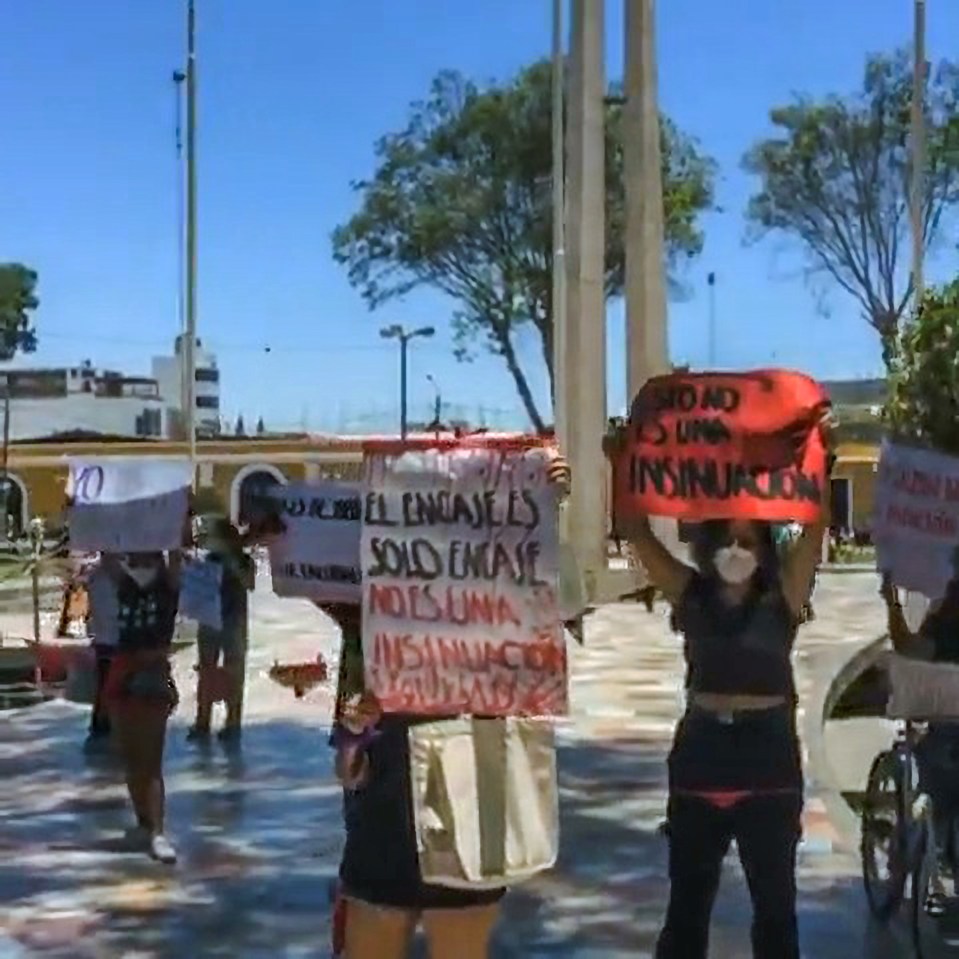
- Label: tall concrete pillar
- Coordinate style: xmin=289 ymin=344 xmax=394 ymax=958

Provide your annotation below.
xmin=565 ymin=0 xmax=607 ymax=597
xmin=624 ymin=0 xmax=681 ymax=567
xmin=624 ymin=0 xmax=668 ymax=401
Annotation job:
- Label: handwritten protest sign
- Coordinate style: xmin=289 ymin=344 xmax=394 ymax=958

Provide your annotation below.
xmin=179 ymin=558 xmax=223 ymax=630
xmin=361 ymin=440 xmax=565 ymax=717
xmin=268 ymin=481 xmax=362 ymax=603
xmin=67 ymin=458 xmax=192 ymax=553
xmin=874 ymin=441 xmax=959 ymax=600
xmin=613 ymin=370 xmax=828 ymax=523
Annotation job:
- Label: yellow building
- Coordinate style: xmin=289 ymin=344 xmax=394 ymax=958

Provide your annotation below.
xmin=832 ymin=441 xmax=879 ymax=532
xmin=2 ymin=435 xmax=882 ymax=538
xmin=3 ymin=436 xmax=365 ymax=535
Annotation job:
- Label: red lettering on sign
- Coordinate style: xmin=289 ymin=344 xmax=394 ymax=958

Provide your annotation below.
xmin=369 ymin=582 xmax=522 ymax=629
xmin=367 ymin=630 xmax=565 ymax=716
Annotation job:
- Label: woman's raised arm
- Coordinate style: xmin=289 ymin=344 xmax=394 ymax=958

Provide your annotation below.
xmin=781 ymin=408 xmax=833 ymax=618
xmin=624 ymin=516 xmax=694 ymax=605
xmin=879 ymin=574 xmax=931 ymax=656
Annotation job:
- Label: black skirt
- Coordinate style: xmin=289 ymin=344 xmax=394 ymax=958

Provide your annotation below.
xmin=339 ymin=715 xmax=506 ymax=911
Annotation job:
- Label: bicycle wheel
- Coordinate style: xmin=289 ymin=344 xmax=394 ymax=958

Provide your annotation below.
xmin=861 ymin=748 xmax=909 ymax=921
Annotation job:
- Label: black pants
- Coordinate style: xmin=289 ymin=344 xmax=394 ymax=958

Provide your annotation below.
xmin=656 ymin=792 xmax=802 ymax=959
xmin=917 ymin=724 xmax=959 ymax=859
xmin=657 ymin=707 xmax=803 ymax=959
xmin=89 ymin=650 xmax=113 ymax=736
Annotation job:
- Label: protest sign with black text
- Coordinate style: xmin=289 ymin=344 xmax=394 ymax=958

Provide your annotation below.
xmin=67 ymin=458 xmax=192 ymax=553
xmin=268 ymin=480 xmax=362 ymax=603
xmin=613 ymin=370 xmax=828 ymax=523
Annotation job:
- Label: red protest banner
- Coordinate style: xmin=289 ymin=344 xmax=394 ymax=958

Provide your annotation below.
xmin=613 ymin=369 xmax=829 ymax=523
xmin=361 ymin=436 xmax=566 ymax=717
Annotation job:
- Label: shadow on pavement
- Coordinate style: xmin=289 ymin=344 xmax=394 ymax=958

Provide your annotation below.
xmin=1 ymin=708 xmax=895 ymax=958
xmin=0 ymin=704 xmax=341 ymax=959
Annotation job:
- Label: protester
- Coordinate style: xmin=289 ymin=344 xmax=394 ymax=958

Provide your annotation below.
xmin=321 ymin=447 xmax=571 ymax=959
xmin=83 ymin=554 xmax=120 ymax=746
xmin=188 ymin=518 xmax=255 ymax=743
xmin=882 ymin=566 xmax=959 ymax=912
xmin=775 ymin=523 xmax=816 ymax=623
xmin=94 ymin=551 xmax=181 ymax=863
xmin=614 ymin=410 xmax=832 ymax=959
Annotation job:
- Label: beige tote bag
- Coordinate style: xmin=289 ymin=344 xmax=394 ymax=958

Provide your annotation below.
xmin=407 ymin=717 xmax=559 ymax=890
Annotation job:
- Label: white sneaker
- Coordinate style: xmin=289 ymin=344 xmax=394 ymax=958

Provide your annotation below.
xmin=149 ymin=834 xmax=177 ymax=864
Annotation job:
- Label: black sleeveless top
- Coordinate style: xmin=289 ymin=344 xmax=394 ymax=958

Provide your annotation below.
xmin=115 ymin=572 xmax=179 ymax=652
xmin=921 ymin=588 xmax=959 ymax=663
xmin=674 ymin=573 xmax=798 ymax=698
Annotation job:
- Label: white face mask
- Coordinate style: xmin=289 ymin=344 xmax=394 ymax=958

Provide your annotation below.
xmin=121 ymin=562 xmax=160 ymax=588
xmin=713 ymin=545 xmax=758 ymax=585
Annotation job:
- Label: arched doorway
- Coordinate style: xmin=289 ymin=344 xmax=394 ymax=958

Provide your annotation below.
xmin=0 ymin=473 xmax=28 ymax=540
xmin=230 ymin=464 xmax=287 ymax=527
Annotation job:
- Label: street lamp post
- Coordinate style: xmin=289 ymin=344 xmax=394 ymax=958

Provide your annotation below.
xmin=379 ymin=324 xmax=435 ymax=439
xmin=426 ymin=374 xmax=442 ymax=430
xmin=707 ymin=271 xmax=717 ymax=368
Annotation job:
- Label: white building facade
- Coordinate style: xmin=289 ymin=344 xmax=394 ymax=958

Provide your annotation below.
xmin=151 ymin=335 xmax=221 ymax=438
xmin=0 ymin=337 xmax=221 ymax=441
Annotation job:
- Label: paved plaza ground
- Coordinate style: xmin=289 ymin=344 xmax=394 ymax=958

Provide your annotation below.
xmin=0 ymin=570 xmax=938 ymax=957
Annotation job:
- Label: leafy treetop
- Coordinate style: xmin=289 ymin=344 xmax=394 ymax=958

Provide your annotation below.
xmin=332 ymin=61 xmax=715 ymax=431
xmin=0 ymin=263 xmax=39 ymax=361
xmin=884 ymin=278 xmax=959 ymax=456
xmin=744 ymin=50 xmax=959 ymax=365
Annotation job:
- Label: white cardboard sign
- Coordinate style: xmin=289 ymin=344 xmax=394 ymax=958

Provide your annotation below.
xmin=268 ymin=480 xmax=362 ymax=603
xmin=67 ymin=458 xmax=192 ymax=553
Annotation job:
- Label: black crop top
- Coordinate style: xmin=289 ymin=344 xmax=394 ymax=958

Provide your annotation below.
xmin=115 ymin=573 xmax=179 ymax=652
xmin=674 ymin=573 xmax=798 ymax=698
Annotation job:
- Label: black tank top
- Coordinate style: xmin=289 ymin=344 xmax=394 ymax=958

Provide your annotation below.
xmin=674 ymin=573 xmax=797 ymax=698
xmin=922 ymin=588 xmax=959 ymax=663
xmin=115 ymin=573 xmax=179 ymax=652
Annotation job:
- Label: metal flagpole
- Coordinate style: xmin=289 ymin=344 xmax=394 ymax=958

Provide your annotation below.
xmin=185 ymin=0 xmax=198 ymax=487
xmin=910 ymin=0 xmax=927 ymax=310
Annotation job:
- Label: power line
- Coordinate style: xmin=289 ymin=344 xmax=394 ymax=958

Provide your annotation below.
xmin=33 ymin=331 xmax=450 ymax=356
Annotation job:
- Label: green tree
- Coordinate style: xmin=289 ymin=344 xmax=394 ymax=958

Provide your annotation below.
xmin=0 ymin=263 xmax=39 ymax=360
xmin=885 ymin=279 xmax=959 ymax=454
xmin=332 ymin=61 xmax=715 ymax=431
xmin=744 ymin=51 xmax=959 ymax=366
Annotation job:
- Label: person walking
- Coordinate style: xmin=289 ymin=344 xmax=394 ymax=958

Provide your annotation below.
xmin=617 ymin=414 xmax=831 ymax=959
xmin=96 ymin=551 xmax=181 ymax=863
xmin=83 ymin=553 xmax=119 ymax=747
xmin=188 ymin=518 xmax=254 ymax=743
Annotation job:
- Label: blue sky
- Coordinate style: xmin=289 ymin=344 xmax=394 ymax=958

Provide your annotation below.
xmin=2 ymin=0 xmax=957 ymax=433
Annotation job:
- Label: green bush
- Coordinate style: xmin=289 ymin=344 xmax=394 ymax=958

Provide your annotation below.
xmin=884 ymin=279 xmax=959 ymax=455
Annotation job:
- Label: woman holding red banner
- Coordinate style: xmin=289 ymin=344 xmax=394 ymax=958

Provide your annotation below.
xmin=616 ymin=411 xmax=833 ymax=959
xmin=321 ymin=448 xmax=571 ymax=959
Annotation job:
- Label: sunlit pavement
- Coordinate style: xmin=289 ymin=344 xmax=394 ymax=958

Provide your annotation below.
xmin=0 ymin=571 xmax=929 ymax=957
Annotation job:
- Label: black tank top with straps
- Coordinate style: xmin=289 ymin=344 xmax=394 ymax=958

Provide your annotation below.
xmin=674 ymin=573 xmax=798 ymax=698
